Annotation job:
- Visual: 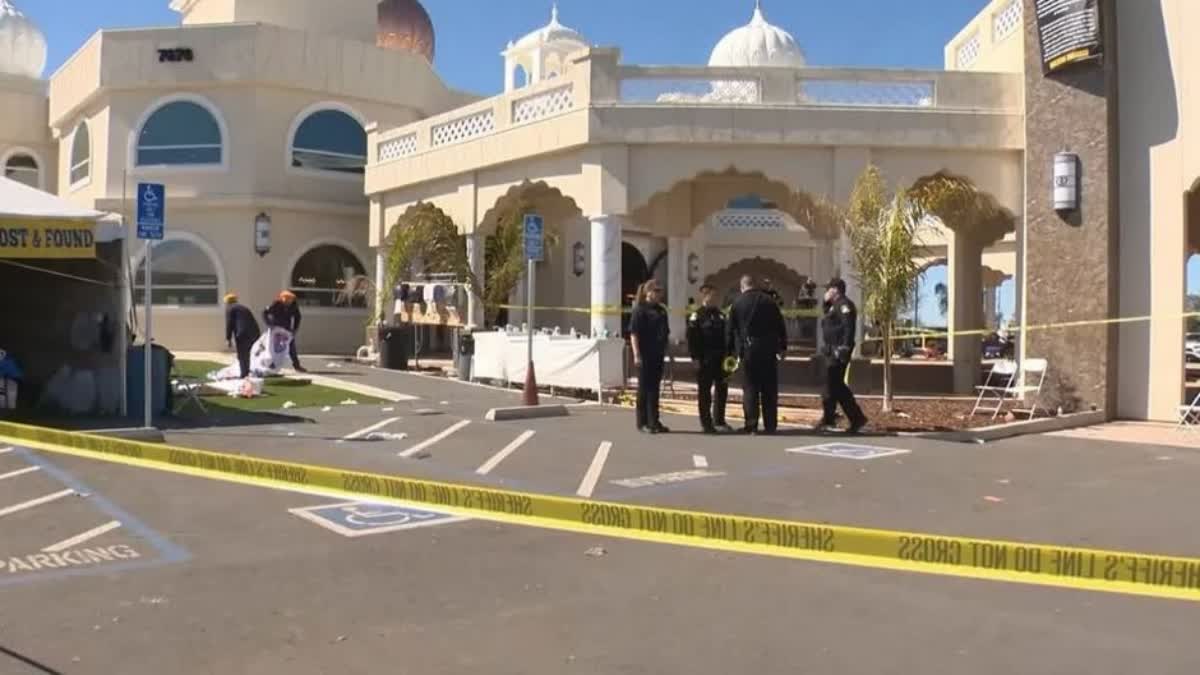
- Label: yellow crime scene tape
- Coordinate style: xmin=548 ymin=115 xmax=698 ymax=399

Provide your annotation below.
xmin=3 ymin=420 xmax=1200 ymax=603
xmin=495 ymin=303 xmax=823 ymax=319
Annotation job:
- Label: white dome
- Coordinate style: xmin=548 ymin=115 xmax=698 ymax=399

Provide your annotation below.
xmin=512 ymin=3 xmax=588 ymax=51
xmin=0 ymin=0 xmax=47 ymax=79
xmin=708 ymin=2 xmax=805 ymax=68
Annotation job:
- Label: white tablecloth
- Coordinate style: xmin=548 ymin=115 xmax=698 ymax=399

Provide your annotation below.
xmin=472 ymin=333 xmax=626 ymax=390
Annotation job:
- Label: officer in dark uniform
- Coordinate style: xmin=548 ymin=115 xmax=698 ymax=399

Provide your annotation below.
xmin=726 ymin=275 xmax=787 ymax=435
xmin=817 ymin=278 xmax=867 ymax=433
xmin=686 ymin=283 xmax=732 ymax=434
xmin=264 ymin=290 xmax=307 ymax=373
xmin=224 ymin=293 xmax=260 ymax=379
xmin=629 ymin=280 xmax=671 ymax=434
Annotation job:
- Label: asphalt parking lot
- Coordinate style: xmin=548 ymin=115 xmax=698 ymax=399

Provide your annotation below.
xmin=4 ymin=366 xmax=1200 ymax=674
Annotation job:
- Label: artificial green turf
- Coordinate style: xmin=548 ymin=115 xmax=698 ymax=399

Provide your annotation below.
xmin=172 ymin=360 xmax=382 ymax=414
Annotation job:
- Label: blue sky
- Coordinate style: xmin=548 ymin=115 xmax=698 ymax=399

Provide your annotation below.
xmin=26 ymin=0 xmax=1019 ymax=324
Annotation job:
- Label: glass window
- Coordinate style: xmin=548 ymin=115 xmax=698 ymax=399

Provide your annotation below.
xmin=136 ymin=100 xmax=223 ymax=166
xmin=4 ymin=154 xmax=39 ymax=189
xmin=291 ymin=109 xmax=367 ymax=175
xmin=290 ymin=245 xmax=368 ymax=308
xmin=70 ymin=123 xmax=90 ymax=185
xmin=133 ymin=239 xmax=220 ymax=306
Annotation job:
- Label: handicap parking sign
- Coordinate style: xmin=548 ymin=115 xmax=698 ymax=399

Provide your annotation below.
xmin=786 ymin=443 xmax=911 ymax=461
xmin=288 ymin=501 xmax=468 ymax=538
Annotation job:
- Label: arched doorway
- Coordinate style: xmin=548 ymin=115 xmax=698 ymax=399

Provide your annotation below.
xmin=1184 ymin=183 xmax=1200 ymax=404
xmin=622 ymin=242 xmax=649 ymax=307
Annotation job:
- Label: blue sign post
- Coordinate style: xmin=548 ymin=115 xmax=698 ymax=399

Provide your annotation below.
xmin=522 ymin=214 xmax=544 ymax=405
xmin=136 ymin=183 xmax=165 ymax=429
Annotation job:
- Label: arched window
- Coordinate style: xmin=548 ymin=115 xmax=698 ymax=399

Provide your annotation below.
xmin=512 ymin=65 xmax=529 ymax=88
xmin=70 ymin=123 xmax=91 ymax=185
xmin=136 ymin=100 xmax=224 ymax=167
xmin=290 ymin=244 xmax=368 ymax=308
xmin=291 ymin=109 xmax=367 ymax=175
xmin=134 ymin=239 xmax=221 ymax=306
xmin=4 ymin=153 xmax=39 ymax=189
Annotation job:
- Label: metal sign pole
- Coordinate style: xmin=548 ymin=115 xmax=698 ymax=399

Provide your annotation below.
xmin=143 ymin=241 xmax=153 ymax=429
xmin=527 ymin=259 xmax=535 ymax=368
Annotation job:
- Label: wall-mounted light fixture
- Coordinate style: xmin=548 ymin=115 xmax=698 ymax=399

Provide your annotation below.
xmin=572 ymin=241 xmax=586 ymax=277
xmin=687 ymin=253 xmax=701 ymax=285
xmin=254 ymin=212 xmax=271 ymax=257
xmin=1053 ymin=152 xmax=1079 ymax=213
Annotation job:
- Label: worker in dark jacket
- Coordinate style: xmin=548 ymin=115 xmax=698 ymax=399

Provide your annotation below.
xmin=629 ymin=280 xmax=671 ymax=434
xmin=686 ymin=283 xmax=732 ymax=434
xmin=264 ymin=290 xmax=306 ymax=373
xmin=224 ymin=293 xmax=260 ymax=379
xmin=816 ymin=278 xmax=867 ymax=433
xmin=726 ymin=275 xmax=788 ymax=435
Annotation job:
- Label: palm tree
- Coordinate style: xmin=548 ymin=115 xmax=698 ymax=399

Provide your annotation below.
xmin=934 ymin=282 xmax=949 ymax=318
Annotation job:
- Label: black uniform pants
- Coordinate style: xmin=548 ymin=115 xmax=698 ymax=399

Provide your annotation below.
xmin=742 ymin=351 xmax=779 ymax=432
xmin=636 ymin=355 xmax=665 ymax=430
xmin=235 ymin=337 xmax=257 ymax=378
xmin=822 ymin=356 xmax=866 ymax=425
xmin=697 ymin=359 xmax=728 ymax=428
xmin=288 ymin=331 xmax=302 ymax=368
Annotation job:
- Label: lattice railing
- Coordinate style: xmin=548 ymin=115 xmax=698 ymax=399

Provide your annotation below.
xmin=620 ymin=77 xmax=761 ymax=105
xmin=955 ymin=31 xmax=982 ymax=69
xmin=377 ymin=133 xmax=417 ymax=162
xmin=799 ymin=79 xmax=935 ymax=108
xmin=512 ymin=84 xmax=575 ymax=125
xmin=431 ymin=109 xmax=496 ymax=148
xmin=716 ymin=210 xmax=787 ymax=230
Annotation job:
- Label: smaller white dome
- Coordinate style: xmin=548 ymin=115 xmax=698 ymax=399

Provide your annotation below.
xmin=709 ymin=2 xmax=805 ymax=68
xmin=512 ymin=3 xmax=589 ymax=51
xmin=0 ymin=0 xmax=47 ymax=79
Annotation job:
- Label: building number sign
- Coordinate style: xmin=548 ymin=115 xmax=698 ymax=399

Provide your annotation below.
xmin=157 ymin=48 xmax=195 ymax=63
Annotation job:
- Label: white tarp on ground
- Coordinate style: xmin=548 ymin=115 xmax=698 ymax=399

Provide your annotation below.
xmin=209 ymin=327 xmax=294 ymax=382
xmin=471 ymin=333 xmax=626 ymax=390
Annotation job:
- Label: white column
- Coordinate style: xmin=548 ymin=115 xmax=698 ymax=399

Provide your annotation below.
xmin=667 ymin=236 xmax=688 ymax=343
xmin=983 ymin=285 xmax=997 ymax=331
xmin=949 ymin=232 xmax=984 ymax=394
xmin=374 ymin=250 xmax=387 ymax=322
xmin=465 ymin=233 xmax=486 ymax=328
xmin=590 ymin=215 xmax=622 ymax=337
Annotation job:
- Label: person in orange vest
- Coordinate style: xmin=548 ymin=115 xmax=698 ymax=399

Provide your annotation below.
xmin=264 ymin=291 xmax=306 ymax=373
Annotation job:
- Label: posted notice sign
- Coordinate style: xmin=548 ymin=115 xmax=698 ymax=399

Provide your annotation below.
xmin=0 ymin=220 xmax=96 ymax=259
xmin=524 ymin=213 xmax=544 ymax=262
xmin=1034 ymin=0 xmax=1103 ymax=74
xmin=136 ymin=182 xmax=165 ymax=240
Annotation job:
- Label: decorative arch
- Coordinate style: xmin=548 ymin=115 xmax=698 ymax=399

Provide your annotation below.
xmin=631 ymin=167 xmax=843 ymax=239
xmin=283 ymin=238 xmax=372 ymax=310
xmin=1186 ymin=178 xmax=1200 ymax=255
xmin=704 ymin=256 xmax=809 ymax=307
xmin=1 ymin=146 xmax=46 ymax=190
xmin=908 ymin=171 xmax=1016 ymax=245
xmin=129 ymin=93 xmax=229 ymax=171
xmin=477 ymin=180 xmax=584 ymax=235
xmin=131 ymin=231 xmax=226 ymax=308
xmin=69 ymin=121 xmax=91 ymax=189
xmin=285 ymin=101 xmax=368 ymax=178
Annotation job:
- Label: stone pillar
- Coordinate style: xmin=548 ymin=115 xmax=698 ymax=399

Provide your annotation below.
xmin=590 ymin=215 xmax=622 ymax=337
xmin=949 ymin=232 xmax=984 ymax=394
xmin=983 ymin=285 xmax=997 ymax=331
xmin=667 ymin=236 xmax=688 ymax=342
xmin=1020 ymin=0 xmax=1119 ymax=415
xmin=374 ymin=250 xmax=387 ymax=322
xmin=465 ymin=232 xmax=486 ymax=328
xmin=837 ymin=234 xmax=864 ymax=354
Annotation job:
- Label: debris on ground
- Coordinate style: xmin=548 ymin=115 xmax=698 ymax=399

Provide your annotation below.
xmin=585 ymin=546 xmax=607 ymax=558
xmin=281 ymin=401 xmax=297 ymax=409
xmin=321 ymin=406 xmax=333 ymax=412
xmin=983 ymin=496 xmax=1006 ymax=503
xmin=364 ymin=432 xmax=408 ymax=442
xmin=340 ymin=399 xmax=359 ymax=406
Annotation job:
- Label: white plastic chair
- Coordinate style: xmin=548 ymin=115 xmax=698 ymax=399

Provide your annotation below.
xmin=1178 ymin=391 xmax=1200 ymax=433
xmin=972 ymin=358 xmax=1049 ymax=420
xmin=971 ymin=359 xmax=1018 ymax=420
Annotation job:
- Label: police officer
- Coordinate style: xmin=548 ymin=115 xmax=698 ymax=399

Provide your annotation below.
xmin=687 ymin=283 xmax=733 ymax=434
xmin=224 ymin=292 xmax=260 ymax=379
xmin=816 ymin=278 xmax=868 ymax=433
xmin=629 ymin=280 xmax=671 ymax=434
xmin=726 ymin=275 xmax=787 ymax=435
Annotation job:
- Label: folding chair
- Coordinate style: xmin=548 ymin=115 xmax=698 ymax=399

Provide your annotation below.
xmin=1009 ymin=358 xmax=1049 ymax=419
xmin=971 ymin=359 xmax=1018 ymax=420
xmin=172 ymin=376 xmax=208 ymax=415
xmin=1178 ymin=391 xmax=1200 ymax=433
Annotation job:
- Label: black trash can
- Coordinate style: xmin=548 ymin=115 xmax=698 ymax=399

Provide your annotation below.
xmin=378 ymin=324 xmax=414 ymax=371
xmin=455 ymin=330 xmax=475 ymax=380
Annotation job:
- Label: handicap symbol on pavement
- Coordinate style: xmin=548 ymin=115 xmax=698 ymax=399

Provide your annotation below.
xmin=786 ymin=443 xmax=911 ymax=461
xmin=289 ymin=501 xmax=468 ymax=538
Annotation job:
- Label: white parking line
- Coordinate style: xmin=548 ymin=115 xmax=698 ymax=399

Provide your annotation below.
xmin=0 ymin=489 xmax=75 ymax=518
xmin=343 ymin=417 xmax=402 ymax=440
xmin=0 ymin=447 xmax=12 ymax=455
xmin=399 ymin=420 xmax=471 ymax=458
xmin=693 ymin=454 xmax=709 ymax=469
xmin=42 ymin=520 xmax=122 ymax=552
xmin=476 ymin=430 xmax=536 ymax=475
xmin=576 ymin=441 xmax=612 ymax=498
xmin=0 ymin=466 xmax=40 ymax=481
